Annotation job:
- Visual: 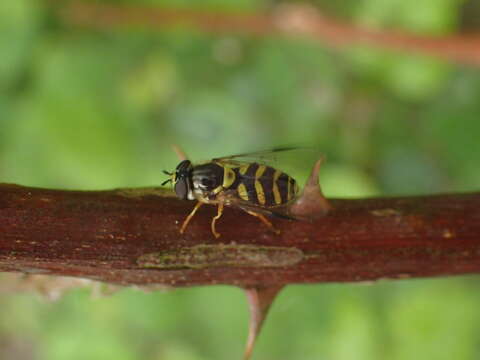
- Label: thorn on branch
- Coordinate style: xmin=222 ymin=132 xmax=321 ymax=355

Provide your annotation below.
xmin=243 ymin=285 xmax=284 ymax=360
xmin=289 ymin=156 xmax=332 ymax=220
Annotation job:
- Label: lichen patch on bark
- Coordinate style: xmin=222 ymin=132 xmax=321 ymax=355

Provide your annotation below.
xmin=137 ymin=244 xmax=304 ymax=269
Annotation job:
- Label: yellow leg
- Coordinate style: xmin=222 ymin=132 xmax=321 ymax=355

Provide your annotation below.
xmin=245 ymin=211 xmax=280 ymax=235
xmin=211 ymin=202 xmax=224 ymax=239
xmin=180 ymin=202 xmax=204 ymax=234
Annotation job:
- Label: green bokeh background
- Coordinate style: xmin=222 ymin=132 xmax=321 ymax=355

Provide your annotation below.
xmin=1 ymin=0 xmax=480 ymax=359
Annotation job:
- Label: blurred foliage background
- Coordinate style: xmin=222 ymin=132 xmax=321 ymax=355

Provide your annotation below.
xmin=1 ymin=0 xmax=480 ymax=359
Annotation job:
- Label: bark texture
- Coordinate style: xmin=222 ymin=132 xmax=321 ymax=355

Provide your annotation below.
xmin=0 ymin=184 xmax=479 ymax=287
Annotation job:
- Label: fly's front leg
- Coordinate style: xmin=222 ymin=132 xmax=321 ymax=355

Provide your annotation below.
xmin=180 ymin=201 xmax=204 ymax=235
xmin=211 ymin=202 xmax=224 ymax=239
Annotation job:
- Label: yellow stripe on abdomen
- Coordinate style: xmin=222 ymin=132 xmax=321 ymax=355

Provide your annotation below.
xmin=238 ymin=183 xmax=249 ymax=201
xmin=222 ymin=167 xmax=236 ymax=188
xmin=239 ymin=165 xmax=249 ymax=175
xmin=255 ymin=165 xmax=266 ymax=179
xmin=272 ymin=170 xmax=282 ymax=205
xmin=255 ymin=180 xmax=266 ymax=205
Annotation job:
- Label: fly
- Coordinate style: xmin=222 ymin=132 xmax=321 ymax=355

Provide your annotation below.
xmin=162 ymin=147 xmax=301 ymax=238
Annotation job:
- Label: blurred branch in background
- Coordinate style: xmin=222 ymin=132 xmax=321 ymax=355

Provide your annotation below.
xmin=60 ymin=1 xmax=480 ymax=67
xmin=1 ymin=184 xmax=480 ymax=287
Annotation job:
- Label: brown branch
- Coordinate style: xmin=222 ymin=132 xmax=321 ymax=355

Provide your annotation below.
xmin=1 ymin=183 xmax=479 ymax=287
xmin=60 ymin=2 xmax=480 ymax=67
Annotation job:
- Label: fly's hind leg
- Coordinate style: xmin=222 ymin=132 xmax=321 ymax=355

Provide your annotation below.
xmin=180 ymin=201 xmax=204 ymax=235
xmin=245 ymin=210 xmax=281 ymax=235
xmin=211 ymin=202 xmax=224 ymax=239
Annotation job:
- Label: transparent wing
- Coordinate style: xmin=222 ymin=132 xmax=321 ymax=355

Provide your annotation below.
xmin=210 ymin=146 xmax=320 ymax=197
xmin=212 ymin=146 xmax=300 ymax=163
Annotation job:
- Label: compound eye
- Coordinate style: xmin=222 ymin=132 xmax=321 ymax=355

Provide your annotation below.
xmin=174 ymin=178 xmax=189 ymax=200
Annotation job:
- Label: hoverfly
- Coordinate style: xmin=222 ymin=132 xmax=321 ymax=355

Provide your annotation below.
xmin=162 ymin=147 xmax=301 ymax=238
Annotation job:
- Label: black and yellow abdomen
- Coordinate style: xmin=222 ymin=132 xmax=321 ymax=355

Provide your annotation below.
xmin=227 ymin=163 xmax=298 ymax=207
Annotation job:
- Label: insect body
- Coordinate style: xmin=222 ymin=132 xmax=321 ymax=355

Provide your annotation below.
xmin=162 ymin=149 xmax=300 ymax=238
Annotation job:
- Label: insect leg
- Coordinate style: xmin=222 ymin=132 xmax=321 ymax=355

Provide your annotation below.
xmin=180 ymin=201 xmax=204 ymax=234
xmin=211 ymin=202 xmax=224 ymax=239
xmin=245 ymin=210 xmax=281 ymax=235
